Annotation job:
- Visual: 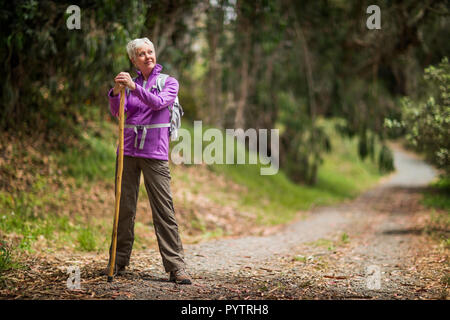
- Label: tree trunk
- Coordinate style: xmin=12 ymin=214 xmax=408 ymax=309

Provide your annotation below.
xmin=206 ymin=3 xmax=224 ymax=127
xmin=234 ymin=15 xmax=251 ymax=129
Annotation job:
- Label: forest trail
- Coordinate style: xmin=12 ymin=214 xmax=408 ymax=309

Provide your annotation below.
xmin=2 ymin=142 xmax=447 ymax=300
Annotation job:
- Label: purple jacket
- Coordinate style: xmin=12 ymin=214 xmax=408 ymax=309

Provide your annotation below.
xmin=108 ymin=64 xmax=178 ymax=160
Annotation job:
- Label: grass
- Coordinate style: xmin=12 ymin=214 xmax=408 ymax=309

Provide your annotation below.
xmin=422 ymin=177 xmax=450 ymax=211
xmin=0 ymin=180 xmax=64 ymax=251
xmin=304 ymin=233 xmax=351 ymax=253
xmin=77 ymin=225 xmax=97 ymax=252
xmin=340 ymin=232 xmax=350 ymax=244
xmin=421 ymin=176 xmax=450 ymax=248
xmin=0 ymin=116 xmax=120 ymax=253
xmin=56 ymin=120 xmax=117 ymax=185
xmin=0 ymin=239 xmax=25 ymax=288
xmin=293 ymin=255 xmax=308 ymax=263
xmin=0 ymin=240 xmax=18 ymax=273
xmin=0 ymin=172 xmax=107 ymax=253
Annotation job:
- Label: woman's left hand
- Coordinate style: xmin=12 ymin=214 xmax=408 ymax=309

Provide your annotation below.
xmin=115 ymin=72 xmax=136 ymax=91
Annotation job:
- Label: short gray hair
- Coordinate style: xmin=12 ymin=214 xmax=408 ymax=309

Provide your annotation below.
xmin=126 ymin=37 xmax=154 ymax=61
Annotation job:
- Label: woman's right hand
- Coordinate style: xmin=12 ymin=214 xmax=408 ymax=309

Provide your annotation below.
xmin=112 ymin=82 xmax=124 ymax=96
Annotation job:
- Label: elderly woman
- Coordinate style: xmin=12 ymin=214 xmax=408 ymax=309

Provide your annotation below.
xmin=106 ymin=37 xmax=191 ymax=285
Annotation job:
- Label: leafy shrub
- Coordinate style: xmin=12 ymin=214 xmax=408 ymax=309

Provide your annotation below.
xmin=386 ymin=57 xmax=449 ymax=174
xmin=378 ymin=144 xmax=395 ymax=173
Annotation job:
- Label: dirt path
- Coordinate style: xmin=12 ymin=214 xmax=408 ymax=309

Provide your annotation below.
xmin=2 ymin=143 xmax=448 ymax=300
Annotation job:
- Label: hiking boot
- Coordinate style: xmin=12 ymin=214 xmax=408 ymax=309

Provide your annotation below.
xmin=169 ymin=269 xmax=192 ymax=285
xmin=102 ymin=264 xmax=126 ymax=276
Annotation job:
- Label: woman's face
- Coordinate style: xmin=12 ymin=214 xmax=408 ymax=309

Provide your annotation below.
xmin=133 ymin=43 xmax=156 ymax=74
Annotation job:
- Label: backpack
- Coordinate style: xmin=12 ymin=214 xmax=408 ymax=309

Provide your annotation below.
xmin=126 ymin=73 xmax=184 ymax=141
xmin=155 ymin=73 xmax=184 ymax=141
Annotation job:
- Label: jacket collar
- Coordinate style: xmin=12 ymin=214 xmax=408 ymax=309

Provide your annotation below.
xmin=136 ymin=64 xmax=163 ymax=81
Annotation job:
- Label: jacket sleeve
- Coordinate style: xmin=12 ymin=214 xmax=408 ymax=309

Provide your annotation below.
xmin=108 ymin=88 xmax=128 ymax=117
xmin=132 ymin=76 xmax=179 ymax=111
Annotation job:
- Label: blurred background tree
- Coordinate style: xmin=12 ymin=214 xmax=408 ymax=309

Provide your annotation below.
xmin=386 ymin=57 xmax=449 ymax=174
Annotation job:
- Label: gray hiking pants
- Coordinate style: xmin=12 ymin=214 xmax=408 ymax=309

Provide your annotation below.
xmin=109 ymin=155 xmax=186 ymax=273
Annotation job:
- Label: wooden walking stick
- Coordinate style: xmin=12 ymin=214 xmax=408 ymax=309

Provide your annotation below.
xmin=107 ymin=87 xmax=125 ymax=282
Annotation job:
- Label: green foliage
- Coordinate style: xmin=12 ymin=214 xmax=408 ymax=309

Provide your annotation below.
xmin=0 ymin=0 xmax=146 ymax=148
xmin=421 ymin=176 xmax=449 ymax=248
xmin=340 ymin=232 xmax=349 ymax=244
xmin=422 ymin=177 xmax=450 ymax=212
xmin=0 ymin=188 xmax=66 ymax=251
xmin=278 ymin=93 xmax=332 ymax=184
xmin=77 ymin=226 xmax=97 ymax=252
xmin=378 ymin=144 xmax=395 ymax=174
xmin=0 ymin=240 xmax=23 ymax=288
xmin=389 ymin=58 xmax=450 ymax=174
xmin=56 ymin=125 xmax=117 ymax=183
xmin=0 ymin=240 xmax=15 ymax=273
